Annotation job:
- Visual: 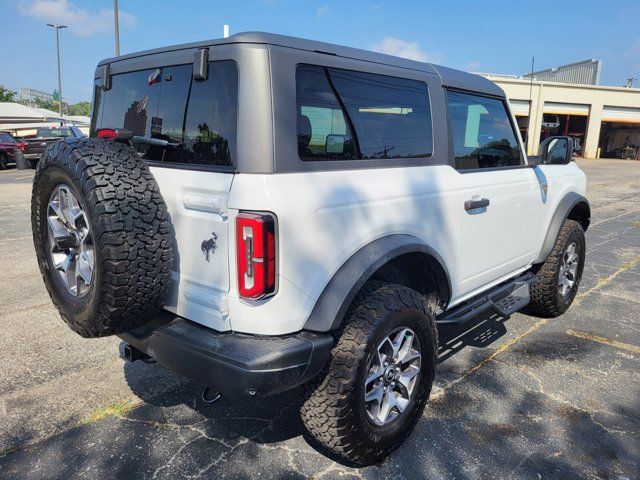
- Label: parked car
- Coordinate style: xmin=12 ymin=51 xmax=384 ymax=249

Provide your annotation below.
xmin=30 ymin=32 xmax=590 ymax=466
xmin=21 ymin=125 xmax=84 ymax=168
xmin=0 ymin=131 xmax=24 ymax=169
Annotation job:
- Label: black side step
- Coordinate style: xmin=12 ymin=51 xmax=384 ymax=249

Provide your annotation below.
xmin=437 ymin=272 xmax=535 ymax=325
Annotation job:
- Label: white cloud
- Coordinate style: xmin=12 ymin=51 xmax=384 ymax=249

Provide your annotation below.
xmin=316 ymin=4 xmax=330 ymax=17
xmin=19 ymin=0 xmax=136 ymax=38
xmin=371 ymin=37 xmax=442 ymax=63
xmin=465 ymin=61 xmax=480 ymax=71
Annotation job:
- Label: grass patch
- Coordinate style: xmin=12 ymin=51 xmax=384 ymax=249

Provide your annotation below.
xmin=83 ymin=399 xmax=140 ymax=425
xmin=0 ymin=445 xmax=17 ymax=457
xmin=630 ymin=220 xmax=640 ymax=228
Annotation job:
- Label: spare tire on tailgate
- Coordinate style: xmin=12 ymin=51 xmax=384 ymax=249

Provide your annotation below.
xmin=31 ymin=138 xmax=173 ymax=338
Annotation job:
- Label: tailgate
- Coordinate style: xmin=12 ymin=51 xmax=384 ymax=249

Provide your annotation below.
xmin=25 ymin=139 xmax=54 ymax=156
xmin=150 ymin=166 xmax=234 ymax=331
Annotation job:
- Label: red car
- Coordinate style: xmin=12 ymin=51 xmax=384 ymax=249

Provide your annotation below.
xmin=0 ymin=131 xmax=25 ymax=170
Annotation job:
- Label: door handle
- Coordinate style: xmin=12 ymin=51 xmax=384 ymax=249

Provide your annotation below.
xmin=464 ymin=198 xmax=490 ymax=211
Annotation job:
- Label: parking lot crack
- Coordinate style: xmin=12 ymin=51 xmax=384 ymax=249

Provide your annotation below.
xmin=494 ymin=358 xmax=640 ymax=437
xmin=576 ymin=255 xmax=640 ymax=301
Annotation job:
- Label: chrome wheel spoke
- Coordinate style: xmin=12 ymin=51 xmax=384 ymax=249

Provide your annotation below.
xmin=47 ymin=212 xmax=68 ymax=238
xmin=378 ymin=389 xmax=398 ymax=423
xmin=77 ymin=252 xmax=93 ymax=285
xmin=365 ymin=384 xmax=384 ymax=404
xmin=397 ymin=367 xmax=419 ymax=396
xmin=395 ymin=329 xmax=412 ymax=360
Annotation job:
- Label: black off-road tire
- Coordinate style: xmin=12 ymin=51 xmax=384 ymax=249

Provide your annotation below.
xmin=31 ymin=138 xmax=173 ymax=337
xmin=300 ymin=282 xmax=438 ymax=466
xmin=529 ymin=219 xmax=585 ymax=317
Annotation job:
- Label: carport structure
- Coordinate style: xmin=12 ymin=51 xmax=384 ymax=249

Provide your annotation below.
xmin=0 ymin=102 xmax=64 ymax=137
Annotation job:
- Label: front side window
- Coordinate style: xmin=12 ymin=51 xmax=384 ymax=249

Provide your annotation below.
xmin=296 ymin=64 xmax=433 ymax=161
xmin=91 ymin=60 xmax=238 ymax=168
xmin=447 ymin=91 xmax=522 ymax=170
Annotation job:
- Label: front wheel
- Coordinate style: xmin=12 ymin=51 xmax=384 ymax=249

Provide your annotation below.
xmin=529 ymin=219 xmax=586 ymax=317
xmin=300 ymin=283 xmax=437 ymax=466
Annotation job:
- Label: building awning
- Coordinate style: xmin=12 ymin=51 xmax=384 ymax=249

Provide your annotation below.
xmin=509 ymin=99 xmax=530 ymax=116
xmin=543 ymin=102 xmax=590 ymax=116
xmin=602 ymin=106 xmax=640 ymax=123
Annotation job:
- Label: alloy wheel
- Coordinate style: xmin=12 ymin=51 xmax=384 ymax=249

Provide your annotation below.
xmin=364 ymin=327 xmax=422 ymax=426
xmin=558 ymin=242 xmax=579 ymax=297
xmin=47 ymin=184 xmax=94 ymax=297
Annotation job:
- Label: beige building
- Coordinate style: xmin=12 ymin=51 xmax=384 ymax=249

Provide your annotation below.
xmin=483 ymin=75 xmax=640 ymax=160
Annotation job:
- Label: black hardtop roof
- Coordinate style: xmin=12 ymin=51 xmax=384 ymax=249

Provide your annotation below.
xmin=98 ymin=31 xmax=504 ymax=97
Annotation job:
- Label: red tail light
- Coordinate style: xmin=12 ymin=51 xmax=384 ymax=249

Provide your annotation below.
xmin=236 ymin=212 xmax=276 ymax=299
xmin=96 ymin=128 xmax=118 ymax=139
xmin=18 ymin=142 xmax=25 ymax=152
xmin=95 ymin=128 xmax=132 ymax=140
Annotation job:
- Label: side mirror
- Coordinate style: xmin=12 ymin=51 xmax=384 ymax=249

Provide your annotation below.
xmin=326 ymin=134 xmax=346 ymax=154
xmin=538 ymin=136 xmax=574 ymax=165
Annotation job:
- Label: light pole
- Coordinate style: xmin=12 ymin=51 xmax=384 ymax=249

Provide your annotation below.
xmin=114 ymin=0 xmax=120 ymax=56
xmin=47 ymin=24 xmax=67 ymax=118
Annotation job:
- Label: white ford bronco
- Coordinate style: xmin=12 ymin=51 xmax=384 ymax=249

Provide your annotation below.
xmin=31 ymin=32 xmax=589 ymax=465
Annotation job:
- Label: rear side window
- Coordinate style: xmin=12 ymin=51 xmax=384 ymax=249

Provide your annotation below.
xmin=0 ymin=133 xmax=15 ymax=143
xmin=446 ymin=91 xmax=522 ymax=170
xmin=296 ymin=64 xmax=432 ymax=161
xmin=92 ymin=60 xmax=238 ymax=168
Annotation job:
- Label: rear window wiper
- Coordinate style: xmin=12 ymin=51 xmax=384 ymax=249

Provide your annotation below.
xmin=131 ymin=136 xmax=180 ymax=148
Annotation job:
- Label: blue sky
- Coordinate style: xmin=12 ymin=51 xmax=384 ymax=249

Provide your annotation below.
xmin=1 ymin=0 xmax=639 ymax=103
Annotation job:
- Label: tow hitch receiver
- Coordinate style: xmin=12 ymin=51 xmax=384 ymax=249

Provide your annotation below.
xmin=119 ymin=342 xmax=153 ymax=363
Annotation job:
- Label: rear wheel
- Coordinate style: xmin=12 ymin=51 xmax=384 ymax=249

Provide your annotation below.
xmin=0 ymin=153 xmax=8 ymax=170
xmin=301 ymin=283 xmax=437 ymax=466
xmin=529 ymin=219 xmax=585 ymax=317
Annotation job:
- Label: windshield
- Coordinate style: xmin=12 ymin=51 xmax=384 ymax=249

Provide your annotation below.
xmin=36 ymin=127 xmax=73 ymax=138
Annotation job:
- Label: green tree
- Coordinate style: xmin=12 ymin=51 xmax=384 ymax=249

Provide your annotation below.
xmin=68 ymin=101 xmax=91 ymax=116
xmin=0 ymin=85 xmax=17 ymax=102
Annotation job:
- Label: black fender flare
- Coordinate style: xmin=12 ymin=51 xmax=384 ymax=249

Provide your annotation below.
xmin=303 ymin=234 xmax=451 ymax=332
xmin=534 ymin=192 xmax=590 ymax=264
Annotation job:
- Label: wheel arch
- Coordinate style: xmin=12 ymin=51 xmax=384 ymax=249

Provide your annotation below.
xmin=303 ymin=234 xmax=451 ymax=332
xmin=534 ymin=192 xmax=590 ymax=264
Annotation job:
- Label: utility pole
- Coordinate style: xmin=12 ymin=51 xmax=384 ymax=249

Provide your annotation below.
xmin=528 ymin=56 xmax=535 ymax=104
xmin=47 ymin=24 xmax=67 ymax=118
xmin=114 ymin=0 xmax=120 ymax=56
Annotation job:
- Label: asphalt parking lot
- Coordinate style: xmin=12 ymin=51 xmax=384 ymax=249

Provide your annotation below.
xmin=0 ymin=159 xmax=638 ymax=480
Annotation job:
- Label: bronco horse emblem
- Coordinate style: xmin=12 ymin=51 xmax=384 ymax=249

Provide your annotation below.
xmin=201 ymin=232 xmax=218 ymax=262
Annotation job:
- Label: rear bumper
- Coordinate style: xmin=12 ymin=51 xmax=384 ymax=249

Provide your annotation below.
xmin=119 ymin=313 xmax=333 ymax=399
xmin=23 ymin=153 xmax=41 ymax=159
